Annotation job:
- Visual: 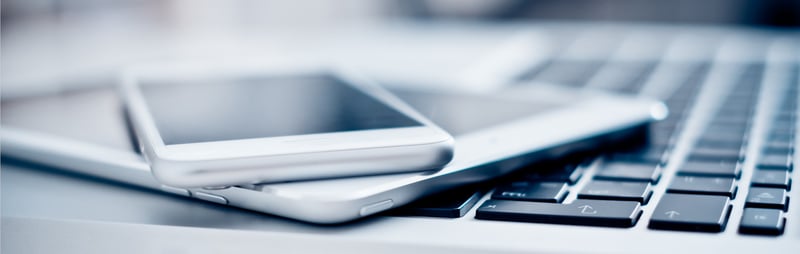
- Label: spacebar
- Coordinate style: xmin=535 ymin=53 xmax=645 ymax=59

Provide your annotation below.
xmin=475 ymin=199 xmax=642 ymax=228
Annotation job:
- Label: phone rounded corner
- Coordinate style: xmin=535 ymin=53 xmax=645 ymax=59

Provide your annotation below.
xmin=146 ymin=160 xmax=181 ymax=186
xmin=145 ymin=153 xmax=204 ymax=188
xmin=399 ymin=131 xmax=455 ymax=170
xmin=430 ymin=135 xmax=456 ymax=167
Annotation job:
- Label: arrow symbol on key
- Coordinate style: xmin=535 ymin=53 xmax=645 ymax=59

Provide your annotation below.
xmin=665 ymin=211 xmax=680 ymax=219
xmin=577 ymin=205 xmax=597 ymax=214
xmin=757 ymin=192 xmax=775 ymax=200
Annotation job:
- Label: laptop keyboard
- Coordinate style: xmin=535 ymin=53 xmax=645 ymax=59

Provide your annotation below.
xmin=395 ymin=37 xmax=798 ymax=237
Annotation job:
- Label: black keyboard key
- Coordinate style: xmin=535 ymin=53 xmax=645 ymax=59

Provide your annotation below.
xmin=751 ymin=170 xmax=791 ymax=189
xmin=763 ymin=144 xmax=793 ymax=158
xmin=757 ymin=153 xmax=793 ymax=171
xmin=773 ymin=118 xmax=795 ymax=129
xmin=492 ymin=182 xmax=568 ymax=203
xmin=595 ymin=162 xmax=661 ymax=183
xmin=715 ymin=105 xmax=753 ymax=116
xmin=668 ymin=176 xmax=737 ymax=197
xmin=475 ymin=199 xmax=642 ymax=227
xmin=695 ymin=139 xmax=745 ymax=150
xmin=610 ymin=152 xmax=668 ymax=165
xmin=771 ymin=126 xmax=795 ymax=137
xmin=678 ymin=159 xmax=742 ymax=178
xmin=392 ymin=186 xmax=485 ymax=218
xmin=523 ymin=164 xmax=584 ymax=184
xmin=704 ymin=124 xmax=749 ymax=135
xmin=710 ymin=115 xmax=750 ymax=125
xmin=745 ymin=187 xmax=789 ymax=210
xmin=687 ymin=146 xmax=744 ymax=162
xmin=739 ymin=208 xmax=786 ymax=235
xmin=578 ymin=180 xmax=652 ymax=204
xmin=776 ymin=108 xmax=796 ymax=118
xmin=762 ymin=145 xmax=792 ymax=155
xmin=768 ymin=133 xmax=794 ymax=142
xmin=610 ymin=146 xmax=669 ymax=165
xmin=696 ymin=131 xmax=747 ymax=143
xmin=649 ymin=193 xmax=731 ymax=232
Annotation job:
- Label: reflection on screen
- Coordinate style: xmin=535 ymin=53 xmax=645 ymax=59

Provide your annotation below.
xmin=142 ymin=75 xmax=421 ymax=145
xmin=391 ymin=89 xmax=556 ymax=136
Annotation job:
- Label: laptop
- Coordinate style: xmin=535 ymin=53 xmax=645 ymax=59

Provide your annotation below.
xmin=2 ymin=22 xmax=799 ymax=253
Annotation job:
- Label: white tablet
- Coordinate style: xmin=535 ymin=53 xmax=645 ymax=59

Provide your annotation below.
xmin=1 ymin=83 xmax=665 ymax=223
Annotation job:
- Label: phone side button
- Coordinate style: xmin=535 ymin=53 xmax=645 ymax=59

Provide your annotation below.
xmin=161 ymin=185 xmax=191 ymax=197
xmin=360 ymin=200 xmax=394 ymax=216
xmin=193 ymin=191 xmax=229 ymax=205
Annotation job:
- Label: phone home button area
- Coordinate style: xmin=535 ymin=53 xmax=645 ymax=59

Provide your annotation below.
xmin=360 ymin=200 xmax=394 ymax=216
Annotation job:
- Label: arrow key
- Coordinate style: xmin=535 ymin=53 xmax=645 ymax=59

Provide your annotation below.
xmin=751 ymin=170 xmax=791 ymax=189
xmin=476 ymin=199 xmax=642 ymax=227
xmin=578 ymin=180 xmax=652 ymax=204
xmin=739 ymin=208 xmax=785 ymax=235
xmin=745 ymin=187 xmax=788 ymax=210
xmin=649 ymin=193 xmax=731 ymax=232
xmin=667 ymin=176 xmax=737 ymax=198
xmin=492 ymin=182 xmax=569 ymax=203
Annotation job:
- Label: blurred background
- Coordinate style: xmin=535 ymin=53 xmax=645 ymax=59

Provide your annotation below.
xmin=2 ymin=0 xmax=799 ymax=95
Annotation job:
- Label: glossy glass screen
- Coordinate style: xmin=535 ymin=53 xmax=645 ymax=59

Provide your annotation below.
xmin=141 ymin=74 xmax=422 ymax=145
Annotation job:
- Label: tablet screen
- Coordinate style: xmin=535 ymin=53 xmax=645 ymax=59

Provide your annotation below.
xmin=2 ymin=86 xmax=562 ymax=150
xmin=391 ymin=89 xmax=557 ymax=136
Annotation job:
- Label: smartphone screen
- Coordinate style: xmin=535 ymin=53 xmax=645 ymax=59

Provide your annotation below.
xmin=139 ymin=75 xmax=422 ymax=145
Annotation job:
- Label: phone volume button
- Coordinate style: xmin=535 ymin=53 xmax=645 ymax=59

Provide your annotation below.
xmin=160 ymin=185 xmax=190 ymax=197
xmin=360 ymin=200 xmax=394 ymax=216
xmin=192 ymin=191 xmax=229 ymax=205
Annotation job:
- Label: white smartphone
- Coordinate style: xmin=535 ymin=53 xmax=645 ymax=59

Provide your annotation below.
xmin=119 ymin=64 xmax=454 ymax=187
xmin=1 ymin=83 xmax=665 ymax=223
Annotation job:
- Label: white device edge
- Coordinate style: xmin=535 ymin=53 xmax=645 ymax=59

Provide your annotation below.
xmin=119 ymin=63 xmax=454 ymax=187
xmin=1 ymin=87 xmax=664 ymax=223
